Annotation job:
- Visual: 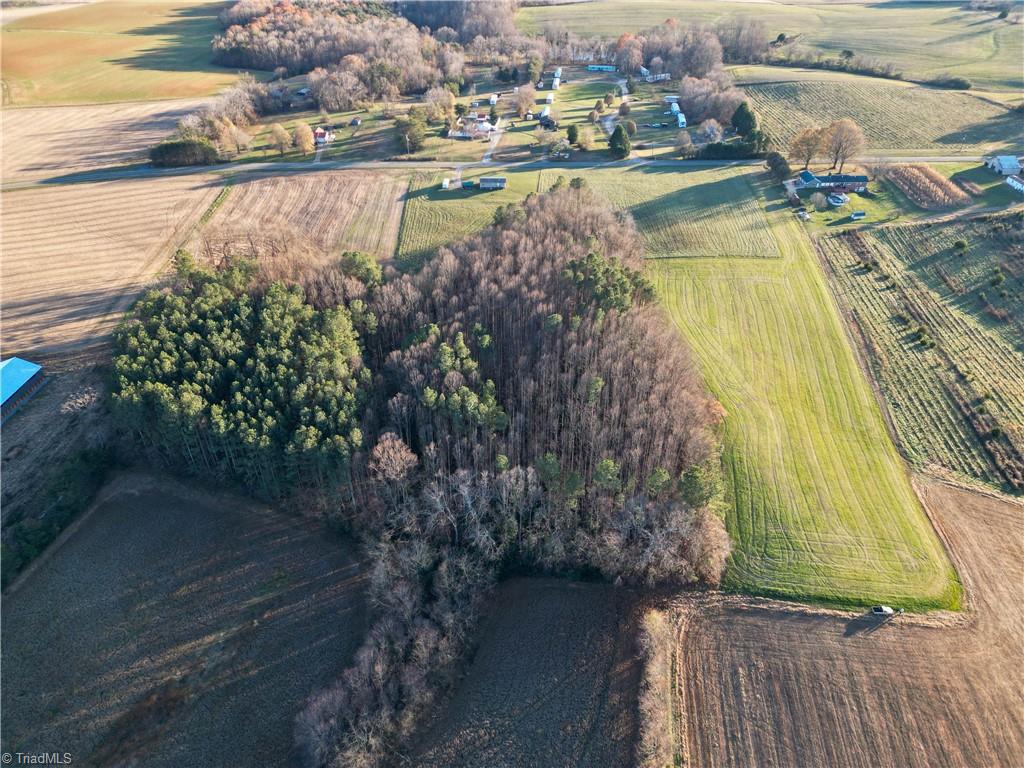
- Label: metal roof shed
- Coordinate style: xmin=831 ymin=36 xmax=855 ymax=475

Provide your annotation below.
xmin=1 ymin=357 xmax=45 ymax=422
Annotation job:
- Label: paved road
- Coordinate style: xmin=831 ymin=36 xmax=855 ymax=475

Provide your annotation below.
xmin=0 ymin=153 xmax=987 ymax=191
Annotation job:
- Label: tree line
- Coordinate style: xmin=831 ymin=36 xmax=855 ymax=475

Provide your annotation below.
xmin=112 ymin=186 xmax=731 ymax=767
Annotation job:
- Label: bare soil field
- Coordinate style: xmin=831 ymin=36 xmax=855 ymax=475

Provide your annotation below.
xmin=412 ymin=577 xmax=644 ymax=768
xmin=673 ymin=478 xmax=1024 ymax=768
xmin=1 ymin=472 xmax=369 ymax=768
xmin=192 ymin=172 xmax=408 ymax=262
xmin=1 ymin=99 xmax=203 ymax=182
xmin=1 ymin=174 xmax=218 ymax=359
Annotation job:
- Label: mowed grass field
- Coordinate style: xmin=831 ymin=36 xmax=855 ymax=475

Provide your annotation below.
xmin=396 ymin=168 xmax=541 ymax=267
xmin=543 ymin=166 xmax=783 ymax=259
xmin=1 ymin=0 xmax=239 ymax=105
xmin=745 ymin=80 xmax=1022 ymax=155
xmin=518 ymin=0 xmax=1024 ymax=93
xmin=636 ymin=171 xmax=959 ymax=609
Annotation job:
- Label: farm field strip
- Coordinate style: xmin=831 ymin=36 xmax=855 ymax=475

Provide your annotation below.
xmin=827 ymin=222 xmax=1024 ymax=490
xmin=672 ymin=479 xmax=1024 ymax=768
xmin=0 ymin=175 xmax=219 ymax=358
xmin=1 ymin=99 xmax=205 ymax=182
xmin=518 ymin=1 xmax=1024 ymax=93
xmin=193 ymin=172 xmax=409 ymax=261
xmin=545 ymin=166 xmax=783 ymax=259
xmin=745 ymin=80 xmax=1021 ymax=154
xmin=817 ymin=235 xmax=1003 ymax=486
xmin=647 ymin=173 xmax=959 ymax=608
xmin=0 ymin=0 xmax=238 ymax=105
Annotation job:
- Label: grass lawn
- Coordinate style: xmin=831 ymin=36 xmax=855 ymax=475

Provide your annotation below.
xmin=518 ymin=0 xmax=1024 ymax=93
xmin=1 ymin=0 xmax=240 ymax=105
xmin=646 ymin=169 xmax=960 ymax=610
xmin=395 ymin=167 xmax=541 ymax=268
xmin=745 ymin=80 xmax=1023 ymax=155
xmin=550 ymin=166 xmax=783 ymax=258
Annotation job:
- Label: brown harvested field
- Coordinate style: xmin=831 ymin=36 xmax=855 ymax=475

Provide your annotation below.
xmin=0 ymin=174 xmax=218 ymax=359
xmin=412 ymin=578 xmax=644 ymax=768
xmin=0 ymin=472 xmax=369 ymax=768
xmin=1 ymin=99 xmax=203 ymax=182
xmin=884 ymin=164 xmax=971 ymax=210
xmin=193 ymin=172 xmax=409 ymax=262
xmin=673 ymin=478 xmax=1024 ymax=768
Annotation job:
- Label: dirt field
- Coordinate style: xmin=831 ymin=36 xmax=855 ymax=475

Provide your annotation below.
xmin=412 ymin=578 xmax=644 ymax=768
xmin=673 ymin=478 xmax=1024 ymax=768
xmin=1 ymin=174 xmax=218 ymax=359
xmin=1 ymin=99 xmax=202 ymax=182
xmin=193 ymin=172 xmax=408 ymax=262
xmin=1 ymin=472 xmax=369 ymax=768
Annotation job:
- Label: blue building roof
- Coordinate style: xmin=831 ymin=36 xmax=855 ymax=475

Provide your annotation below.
xmin=798 ymin=170 xmax=817 ymax=183
xmin=1 ymin=357 xmax=42 ymax=407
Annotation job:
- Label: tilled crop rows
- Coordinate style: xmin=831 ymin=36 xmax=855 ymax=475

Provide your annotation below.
xmin=0 ymin=175 xmax=219 ymax=358
xmin=818 ymin=222 xmax=1024 ymax=490
xmin=1 ymin=100 xmax=203 ymax=182
xmin=673 ymin=479 xmax=1024 ymax=768
xmin=196 ymin=172 xmax=407 ymax=261
xmin=745 ymin=81 xmax=1018 ymax=152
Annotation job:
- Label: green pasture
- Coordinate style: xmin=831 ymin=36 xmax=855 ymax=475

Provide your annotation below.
xmin=640 ymin=169 xmax=960 ymax=609
xmin=518 ymin=0 xmax=1024 ymax=93
xmin=1 ymin=0 xmax=240 ymax=105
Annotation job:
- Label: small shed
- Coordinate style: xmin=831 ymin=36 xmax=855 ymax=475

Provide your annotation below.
xmin=552 ymin=76 xmax=561 ymax=90
xmin=553 ymin=67 xmax=563 ymax=79
xmin=1 ymin=357 xmax=45 ymax=423
xmin=441 ymin=178 xmax=451 ymax=190
xmin=479 ymin=176 xmax=508 ymax=190
xmin=546 ymin=93 xmax=555 ymax=104
xmin=489 ymin=93 xmax=499 ymax=105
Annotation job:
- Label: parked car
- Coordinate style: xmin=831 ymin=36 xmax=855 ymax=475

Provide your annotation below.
xmin=827 ymin=193 xmax=848 ymax=206
xmin=850 ymin=211 xmax=866 ymax=220
xmin=871 ymin=605 xmax=894 ymax=615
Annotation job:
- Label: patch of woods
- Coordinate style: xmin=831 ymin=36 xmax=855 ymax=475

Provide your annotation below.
xmin=110 ymin=186 xmax=730 ymax=767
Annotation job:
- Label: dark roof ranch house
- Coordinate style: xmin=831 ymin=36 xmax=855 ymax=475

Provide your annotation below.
xmin=794 ymin=170 xmax=869 ymax=192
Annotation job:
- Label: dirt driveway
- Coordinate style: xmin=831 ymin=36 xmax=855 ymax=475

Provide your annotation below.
xmin=675 ymin=478 xmax=1024 ymax=768
xmin=1 ymin=472 xmax=368 ymax=768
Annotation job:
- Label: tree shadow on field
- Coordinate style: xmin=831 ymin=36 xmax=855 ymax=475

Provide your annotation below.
xmin=936 ymin=110 xmax=1024 ymax=153
xmin=110 ymin=4 xmax=241 ymax=77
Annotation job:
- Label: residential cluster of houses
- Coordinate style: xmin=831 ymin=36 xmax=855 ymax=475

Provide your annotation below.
xmin=984 ymin=155 xmax=1024 ymax=195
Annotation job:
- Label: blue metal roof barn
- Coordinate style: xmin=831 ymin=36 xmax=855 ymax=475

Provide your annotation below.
xmin=1 ymin=357 xmax=45 ymax=422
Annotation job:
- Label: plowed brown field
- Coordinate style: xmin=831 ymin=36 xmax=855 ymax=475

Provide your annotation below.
xmin=673 ymin=479 xmax=1024 ymax=768
xmin=2 ymin=100 xmax=202 ymax=182
xmin=412 ymin=578 xmax=644 ymax=768
xmin=1 ymin=175 xmax=218 ymax=359
xmin=194 ymin=172 xmax=408 ymax=262
xmin=0 ymin=472 xmax=368 ymax=768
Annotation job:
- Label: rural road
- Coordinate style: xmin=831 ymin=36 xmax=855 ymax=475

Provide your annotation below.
xmin=0 ymin=154 xmax=986 ymax=191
